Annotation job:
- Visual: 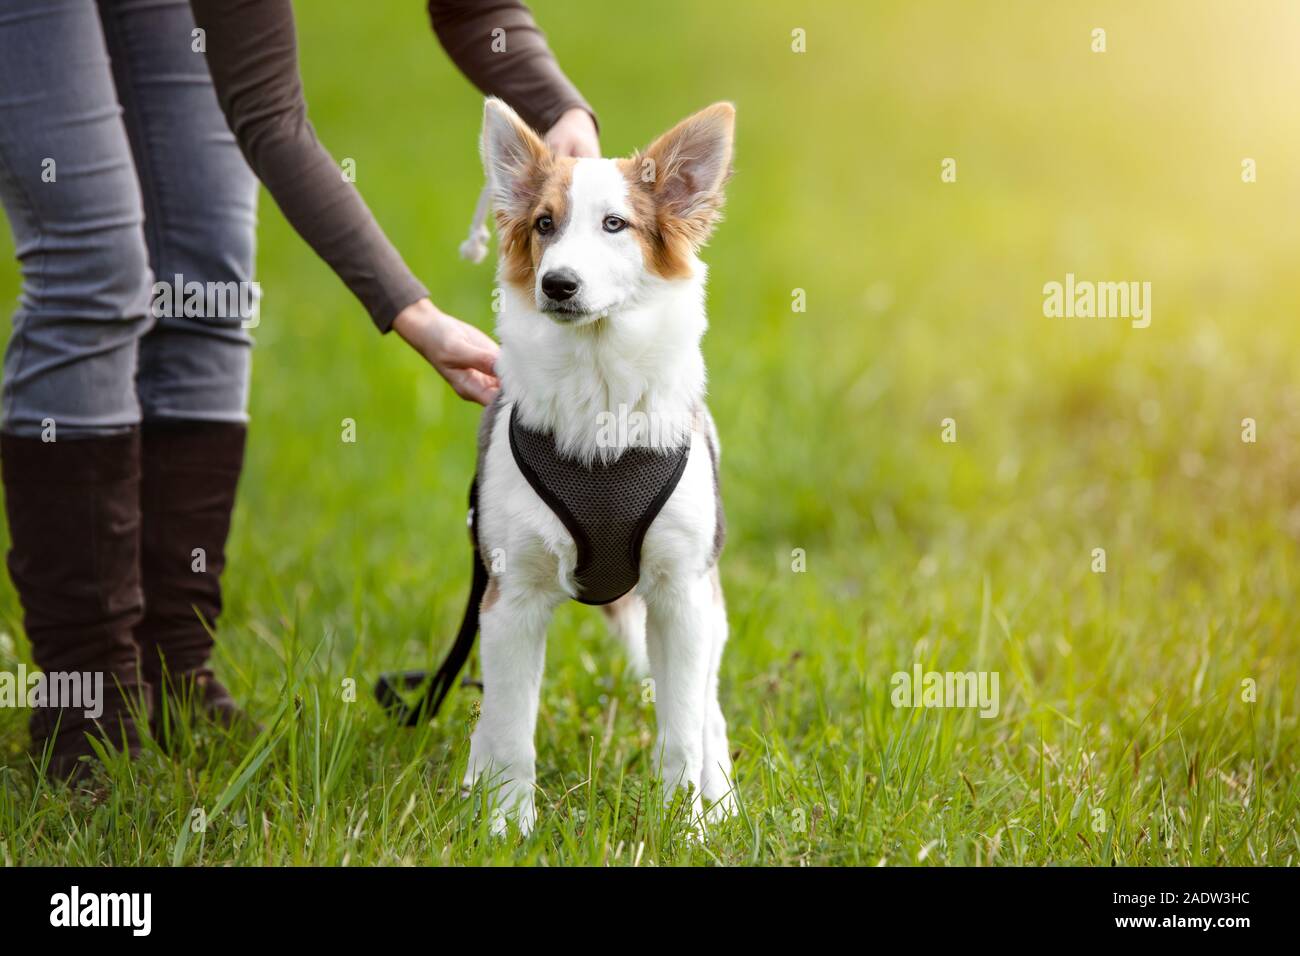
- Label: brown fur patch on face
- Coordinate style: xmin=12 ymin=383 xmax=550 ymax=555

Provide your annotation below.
xmin=616 ymin=158 xmax=697 ymax=279
xmin=617 ymin=101 xmax=734 ymax=280
xmin=497 ymin=158 xmax=576 ymax=294
xmin=493 ymin=105 xmax=732 ymax=292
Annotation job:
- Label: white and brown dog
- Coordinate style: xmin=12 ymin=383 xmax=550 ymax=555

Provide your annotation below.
xmin=469 ymin=98 xmax=735 ymax=835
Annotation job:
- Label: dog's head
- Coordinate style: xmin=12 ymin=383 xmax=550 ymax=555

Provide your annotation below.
xmin=481 ymin=99 xmax=734 ymax=325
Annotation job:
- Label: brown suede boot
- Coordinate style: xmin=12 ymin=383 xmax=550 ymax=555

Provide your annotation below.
xmin=135 ymin=421 xmax=250 ymax=738
xmin=0 ymin=431 xmax=148 ymax=781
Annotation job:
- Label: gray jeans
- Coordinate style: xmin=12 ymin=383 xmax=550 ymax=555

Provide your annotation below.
xmin=0 ymin=0 xmax=256 ymax=439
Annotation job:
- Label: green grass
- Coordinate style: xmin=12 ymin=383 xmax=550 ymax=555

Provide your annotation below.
xmin=2 ymin=0 xmax=1298 ymax=865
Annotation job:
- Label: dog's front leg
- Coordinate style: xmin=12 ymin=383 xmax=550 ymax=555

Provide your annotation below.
xmin=465 ymin=583 xmax=553 ymax=836
xmin=643 ymin=573 xmax=713 ymax=820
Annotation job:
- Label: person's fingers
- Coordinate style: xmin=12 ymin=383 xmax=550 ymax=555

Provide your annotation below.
xmin=462 ymin=345 xmax=499 ymax=377
xmin=544 ymin=130 xmax=567 ymax=154
xmin=438 ymin=317 xmax=498 ymax=362
xmin=547 ymin=136 xmax=594 ymax=159
xmin=471 ymin=367 xmax=501 ymax=392
xmin=474 ymin=345 xmax=500 ymax=367
xmin=452 ymin=367 xmax=500 ymax=406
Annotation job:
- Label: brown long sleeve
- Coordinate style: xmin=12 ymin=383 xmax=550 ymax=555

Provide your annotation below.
xmin=428 ymin=0 xmax=596 ymax=134
xmin=190 ymin=0 xmax=429 ymax=331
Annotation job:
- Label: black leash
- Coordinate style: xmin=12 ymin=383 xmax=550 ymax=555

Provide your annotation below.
xmin=374 ymin=478 xmax=487 ymax=726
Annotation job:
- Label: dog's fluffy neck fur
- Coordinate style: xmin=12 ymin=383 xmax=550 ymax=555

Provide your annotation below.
xmin=496 ymin=264 xmax=708 ymax=466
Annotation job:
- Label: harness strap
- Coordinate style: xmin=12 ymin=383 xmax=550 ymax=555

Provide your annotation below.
xmin=374 ymin=478 xmax=487 ymax=726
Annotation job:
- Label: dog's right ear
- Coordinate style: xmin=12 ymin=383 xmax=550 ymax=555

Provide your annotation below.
xmin=638 ymin=102 xmax=735 ymax=239
xmin=480 ymin=98 xmax=550 ymax=220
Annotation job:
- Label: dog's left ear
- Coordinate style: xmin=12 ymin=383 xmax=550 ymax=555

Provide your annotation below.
xmin=481 ymin=97 xmax=550 ymax=220
xmin=638 ymin=102 xmax=735 ymax=240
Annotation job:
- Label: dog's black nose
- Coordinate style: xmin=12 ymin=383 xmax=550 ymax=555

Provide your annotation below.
xmin=541 ymin=269 xmax=580 ymax=302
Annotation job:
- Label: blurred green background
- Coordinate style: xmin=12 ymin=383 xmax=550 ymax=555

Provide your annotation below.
xmin=1 ymin=1 xmax=1297 ymax=864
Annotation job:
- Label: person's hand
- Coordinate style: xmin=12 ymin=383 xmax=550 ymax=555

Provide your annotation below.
xmin=393 ymin=298 xmax=500 ymax=405
xmin=545 ymin=107 xmax=600 ymax=158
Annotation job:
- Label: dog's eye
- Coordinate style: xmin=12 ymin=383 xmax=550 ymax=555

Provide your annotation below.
xmin=535 ymin=215 xmax=554 ymax=235
xmin=602 ymin=215 xmax=628 ymax=233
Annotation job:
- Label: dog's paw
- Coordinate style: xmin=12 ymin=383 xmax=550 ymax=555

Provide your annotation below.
xmin=704 ymin=790 xmax=738 ymax=826
xmin=489 ymin=795 xmax=537 ymax=838
xmin=467 ymin=770 xmax=536 ymax=837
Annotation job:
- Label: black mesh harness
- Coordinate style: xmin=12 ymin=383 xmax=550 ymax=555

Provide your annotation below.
xmin=376 ymin=406 xmax=692 ymax=725
xmin=508 ymin=407 xmax=692 ymax=606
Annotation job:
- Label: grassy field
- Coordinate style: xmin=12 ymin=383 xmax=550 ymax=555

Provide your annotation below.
xmin=2 ymin=0 xmax=1299 ymax=865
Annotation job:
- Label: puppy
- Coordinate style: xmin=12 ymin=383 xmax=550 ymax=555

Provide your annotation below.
xmin=469 ymin=98 xmax=735 ymax=835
